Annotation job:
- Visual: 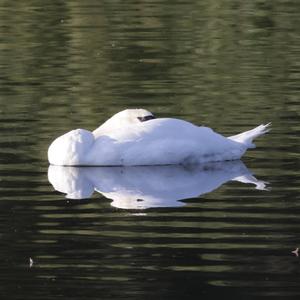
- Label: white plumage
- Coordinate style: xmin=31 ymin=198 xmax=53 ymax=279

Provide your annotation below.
xmin=48 ymin=109 xmax=270 ymax=166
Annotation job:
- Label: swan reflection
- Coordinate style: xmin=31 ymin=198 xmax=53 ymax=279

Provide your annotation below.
xmin=48 ymin=161 xmax=268 ymax=209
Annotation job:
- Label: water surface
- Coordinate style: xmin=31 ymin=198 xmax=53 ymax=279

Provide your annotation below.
xmin=1 ymin=0 xmax=300 ymax=299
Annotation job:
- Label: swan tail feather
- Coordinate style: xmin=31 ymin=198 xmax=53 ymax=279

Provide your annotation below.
xmin=228 ymin=123 xmax=271 ymax=148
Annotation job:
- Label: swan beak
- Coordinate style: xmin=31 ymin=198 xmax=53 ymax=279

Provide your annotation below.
xmin=138 ymin=115 xmax=156 ymax=122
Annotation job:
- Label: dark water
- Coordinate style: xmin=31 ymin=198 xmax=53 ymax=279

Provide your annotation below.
xmin=1 ymin=0 xmax=300 ymax=299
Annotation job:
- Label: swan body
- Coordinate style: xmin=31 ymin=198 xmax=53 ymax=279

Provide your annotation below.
xmin=48 ymin=109 xmax=270 ymax=166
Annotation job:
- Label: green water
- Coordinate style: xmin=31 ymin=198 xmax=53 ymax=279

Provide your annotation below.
xmin=0 ymin=0 xmax=300 ymax=299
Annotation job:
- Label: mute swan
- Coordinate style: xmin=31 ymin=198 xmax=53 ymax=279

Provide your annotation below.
xmin=48 ymin=109 xmax=270 ymax=166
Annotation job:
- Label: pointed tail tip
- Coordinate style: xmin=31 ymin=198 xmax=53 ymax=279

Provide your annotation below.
xmin=263 ymin=122 xmax=272 ymax=132
xmin=260 ymin=123 xmax=271 ymax=135
xmin=228 ymin=122 xmax=271 ymax=147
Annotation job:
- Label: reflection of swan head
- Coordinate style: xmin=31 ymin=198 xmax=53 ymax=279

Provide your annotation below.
xmin=48 ymin=161 xmax=269 ymax=209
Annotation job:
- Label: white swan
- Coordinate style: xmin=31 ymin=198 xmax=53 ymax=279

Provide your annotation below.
xmin=48 ymin=161 xmax=268 ymax=209
xmin=48 ymin=109 xmax=270 ymax=166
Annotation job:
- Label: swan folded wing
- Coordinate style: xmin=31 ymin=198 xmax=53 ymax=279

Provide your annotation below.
xmin=119 ymin=122 xmax=245 ymax=165
xmin=86 ymin=135 xmax=124 ymax=166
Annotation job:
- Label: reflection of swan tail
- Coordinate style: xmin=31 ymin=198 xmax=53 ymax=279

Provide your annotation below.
xmin=229 ymin=123 xmax=271 ymax=148
xmin=233 ymin=174 xmax=270 ymax=191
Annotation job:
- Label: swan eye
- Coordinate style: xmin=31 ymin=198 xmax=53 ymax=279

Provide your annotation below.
xmin=137 ymin=115 xmax=155 ymax=122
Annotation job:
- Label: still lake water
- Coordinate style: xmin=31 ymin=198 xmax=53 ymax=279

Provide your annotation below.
xmin=1 ymin=0 xmax=300 ymax=299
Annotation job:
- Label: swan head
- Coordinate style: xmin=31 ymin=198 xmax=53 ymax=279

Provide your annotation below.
xmin=48 ymin=129 xmax=94 ymax=166
xmin=93 ymin=109 xmax=156 ymax=137
xmin=109 ymin=109 xmax=155 ymax=125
